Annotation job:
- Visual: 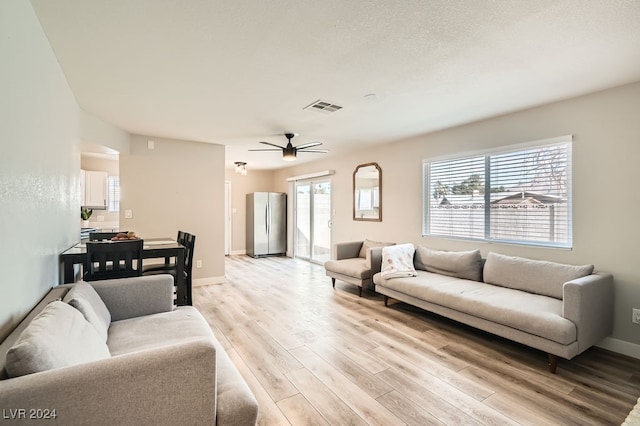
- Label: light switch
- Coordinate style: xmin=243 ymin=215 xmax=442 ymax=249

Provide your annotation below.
xmin=147 ymin=140 xmax=155 ymax=150
xmin=124 ymin=209 xmax=133 ymax=219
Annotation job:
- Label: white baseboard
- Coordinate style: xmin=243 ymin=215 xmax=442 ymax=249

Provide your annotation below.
xmin=597 ymin=337 xmax=640 ymax=360
xmin=192 ymin=276 xmax=226 ymax=287
xmin=229 ymin=250 xmax=246 ymax=256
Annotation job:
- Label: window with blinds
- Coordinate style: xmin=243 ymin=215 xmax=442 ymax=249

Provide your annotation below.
xmin=423 ymin=136 xmax=572 ymax=248
xmin=108 ymin=176 xmax=120 ymax=213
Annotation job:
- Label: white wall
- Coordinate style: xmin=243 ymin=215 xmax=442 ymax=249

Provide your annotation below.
xmin=120 ymin=135 xmax=226 ymax=283
xmin=274 ymin=81 xmax=640 ymax=353
xmin=80 ymin=109 xmax=129 ymax=154
xmin=0 ymin=0 xmax=80 ymax=339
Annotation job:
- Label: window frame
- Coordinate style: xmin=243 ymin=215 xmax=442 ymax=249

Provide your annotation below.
xmin=423 ymin=135 xmax=573 ymax=249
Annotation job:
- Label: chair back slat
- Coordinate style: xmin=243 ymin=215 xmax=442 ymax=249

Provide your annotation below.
xmin=85 ymin=239 xmax=143 ymax=281
xmin=177 ymin=231 xmax=187 ymax=245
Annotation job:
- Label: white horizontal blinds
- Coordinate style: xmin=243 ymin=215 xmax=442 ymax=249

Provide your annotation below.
xmin=427 ymin=155 xmax=485 ymax=239
xmin=108 ymin=176 xmax=120 ymax=212
xmin=424 ymin=136 xmax=572 ymax=248
xmin=489 ymin=142 xmax=571 ymax=247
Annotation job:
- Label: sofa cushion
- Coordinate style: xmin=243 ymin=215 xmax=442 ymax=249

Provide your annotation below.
xmin=483 ymin=252 xmax=594 ymax=299
xmin=381 ymin=243 xmax=417 ymax=279
xmin=414 ymin=246 xmax=483 ymax=282
xmin=376 ymin=271 xmax=576 ymax=345
xmin=63 ymin=281 xmax=111 ymax=341
xmin=5 ymin=301 xmax=111 ymax=378
xmin=106 ymin=306 xmax=258 ymax=424
xmin=324 ymin=258 xmax=371 ymax=280
xmin=358 ymin=239 xmax=393 ymax=259
xmin=107 ymin=306 xmax=216 ymax=355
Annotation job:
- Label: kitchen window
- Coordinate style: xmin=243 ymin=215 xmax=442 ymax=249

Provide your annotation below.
xmin=423 ymin=136 xmax=572 ymax=248
xmin=108 ymin=176 xmax=120 ymax=213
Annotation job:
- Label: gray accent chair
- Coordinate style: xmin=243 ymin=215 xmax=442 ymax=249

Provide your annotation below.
xmin=324 ymin=239 xmax=393 ymax=296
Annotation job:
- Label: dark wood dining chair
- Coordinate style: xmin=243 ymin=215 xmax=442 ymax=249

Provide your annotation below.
xmin=84 ymin=239 xmax=143 ymax=281
xmin=142 ymin=232 xmax=195 ymax=305
xmin=89 ymin=231 xmax=128 ymax=241
xmin=142 ymin=231 xmax=186 ymax=272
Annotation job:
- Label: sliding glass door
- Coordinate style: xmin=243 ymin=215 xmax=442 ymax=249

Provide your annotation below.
xmin=296 ymin=183 xmax=311 ymax=259
xmin=295 ymin=180 xmax=331 ymax=263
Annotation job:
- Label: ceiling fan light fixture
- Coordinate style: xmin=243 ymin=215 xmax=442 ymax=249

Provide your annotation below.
xmin=250 ymin=132 xmax=326 ymax=161
xmin=234 ymin=161 xmax=247 ymax=175
xmin=282 ymin=150 xmax=297 ymax=161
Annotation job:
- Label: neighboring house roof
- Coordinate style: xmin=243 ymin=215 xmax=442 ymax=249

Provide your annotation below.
xmin=490 ymin=191 xmax=564 ymax=205
xmin=436 ymin=191 xmax=565 ymax=206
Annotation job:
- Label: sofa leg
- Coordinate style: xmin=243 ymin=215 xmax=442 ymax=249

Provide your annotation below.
xmin=384 ymin=296 xmax=389 ymax=307
xmin=358 ymin=286 xmax=362 ymax=297
xmin=548 ymin=354 xmax=557 ymax=374
xmin=331 ymin=278 xmax=335 ymax=288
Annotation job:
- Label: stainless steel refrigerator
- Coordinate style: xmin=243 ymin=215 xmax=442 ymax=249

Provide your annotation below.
xmin=246 ymin=192 xmax=286 ymax=257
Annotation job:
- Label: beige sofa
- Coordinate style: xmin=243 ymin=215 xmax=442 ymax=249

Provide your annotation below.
xmin=373 ymin=247 xmax=614 ymax=373
xmin=0 ymin=275 xmax=258 ymax=425
xmin=324 ymin=239 xmax=393 ymax=296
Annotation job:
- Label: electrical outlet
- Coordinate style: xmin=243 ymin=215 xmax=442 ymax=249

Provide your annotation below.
xmin=196 ymin=260 xmax=202 ymax=269
xmin=124 ymin=209 xmax=133 ymax=219
xmin=633 ymin=309 xmax=640 ymax=324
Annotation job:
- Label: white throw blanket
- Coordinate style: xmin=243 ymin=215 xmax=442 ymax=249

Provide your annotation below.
xmin=381 ymin=243 xmax=417 ymax=279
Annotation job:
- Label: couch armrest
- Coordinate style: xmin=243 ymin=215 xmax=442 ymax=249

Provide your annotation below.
xmin=367 ymin=247 xmax=385 ymax=275
xmin=90 ymin=275 xmax=175 ymax=321
xmin=562 ymin=272 xmax=614 ymax=352
xmin=0 ymin=339 xmax=217 ymax=425
xmin=335 ymin=241 xmax=363 ymax=260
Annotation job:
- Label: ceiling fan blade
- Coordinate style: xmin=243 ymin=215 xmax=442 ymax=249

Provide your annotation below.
xmin=296 ymin=142 xmax=322 ymax=149
xmin=259 ymin=141 xmax=285 ymax=149
xmin=299 ymin=149 xmax=329 ymax=153
xmin=248 ymin=148 xmax=282 ymax=152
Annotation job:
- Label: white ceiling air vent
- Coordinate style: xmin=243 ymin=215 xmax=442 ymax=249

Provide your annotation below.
xmin=303 ymin=99 xmax=343 ymax=114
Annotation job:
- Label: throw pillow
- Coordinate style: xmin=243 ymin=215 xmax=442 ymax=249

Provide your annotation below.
xmin=414 ymin=246 xmax=483 ymax=282
xmin=381 ymin=243 xmax=417 ymax=279
xmin=63 ymin=281 xmax=111 ymax=342
xmin=483 ymin=252 xmax=594 ymax=299
xmin=358 ymin=238 xmax=394 ymax=259
xmin=5 ymin=301 xmax=111 ymax=378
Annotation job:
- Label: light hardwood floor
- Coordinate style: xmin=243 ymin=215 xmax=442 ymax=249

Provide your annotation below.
xmin=194 ymin=256 xmax=640 ymax=425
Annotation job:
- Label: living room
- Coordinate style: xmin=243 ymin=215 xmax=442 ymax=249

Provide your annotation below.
xmin=2 ymin=0 xmax=640 ymax=424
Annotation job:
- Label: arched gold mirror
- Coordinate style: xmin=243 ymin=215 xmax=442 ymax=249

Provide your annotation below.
xmin=353 ymin=162 xmax=381 ymax=221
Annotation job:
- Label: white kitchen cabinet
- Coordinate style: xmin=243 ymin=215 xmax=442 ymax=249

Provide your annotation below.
xmin=82 ymin=170 xmax=108 ymax=209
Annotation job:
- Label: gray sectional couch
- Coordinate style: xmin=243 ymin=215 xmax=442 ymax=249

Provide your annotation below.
xmin=0 ymin=275 xmax=258 ymax=425
xmin=373 ymin=246 xmax=614 ymax=373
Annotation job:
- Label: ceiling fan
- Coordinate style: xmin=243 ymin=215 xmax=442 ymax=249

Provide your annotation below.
xmin=249 ymin=133 xmax=328 ymax=161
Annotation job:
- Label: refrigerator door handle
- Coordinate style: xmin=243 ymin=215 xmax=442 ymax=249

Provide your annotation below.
xmin=265 ymin=203 xmax=269 ymax=236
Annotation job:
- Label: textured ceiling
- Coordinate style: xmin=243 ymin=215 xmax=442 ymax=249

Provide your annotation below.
xmin=31 ymin=0 xmax=640 ymax=169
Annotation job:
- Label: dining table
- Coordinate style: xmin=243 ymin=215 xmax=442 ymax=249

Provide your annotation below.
xmin=59 ymin=237 xmax=188 ymax=306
